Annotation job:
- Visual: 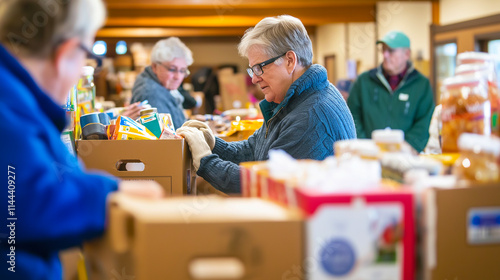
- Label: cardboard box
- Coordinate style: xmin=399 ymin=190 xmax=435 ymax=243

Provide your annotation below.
xmin=241 ymin=161 xmax=308 ymax=207
xmin=84 ymin=194 xmax=304 ymax=280
xmin=218 ymin=70 xmax=250 ymax=111
xmin=241 ymin=161 xmax=273 ymax=199
xmin=424 ymin=184 xmax=500 ymax=280
xmin=195 ymin=177 xmax=228 ymax=197
xmin=241 ymin=161 xmax=415 ymax=279
xmin=77 ymin=139 xmax=194 ymax=195
xmin=297 ymin=188 xmax=415 ymax=280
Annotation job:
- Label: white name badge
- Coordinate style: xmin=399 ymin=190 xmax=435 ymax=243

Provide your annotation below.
xmin=399 ymin=93 xmax=409 ymax=101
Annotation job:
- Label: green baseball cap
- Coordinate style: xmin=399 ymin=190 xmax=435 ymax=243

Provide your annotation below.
xmin=376 ymin=31 xmax=410 ymax=49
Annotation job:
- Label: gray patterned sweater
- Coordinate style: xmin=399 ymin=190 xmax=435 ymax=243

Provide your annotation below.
xmin=197 ymin=64 xmax=356 ymax=193
xmin=131 ymin=66 xmax=186 ymax=129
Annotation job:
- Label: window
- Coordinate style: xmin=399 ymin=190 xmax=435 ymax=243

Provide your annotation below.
xmin=92 ymin=41 xmax=107 ymax=56
xmin=488 ymin=39 xmax=500 ymax=55
xmin=116 ymin=41 xmax=128 ymax=55
xmin=487 ymin=39 xmax=500 ymax=85
xmin=435 ymin=42 xmax=457 ymax=102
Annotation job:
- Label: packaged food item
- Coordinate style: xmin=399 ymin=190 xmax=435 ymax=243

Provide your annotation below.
xmin=372 ymin=129 xmax=404 ymax=153
xmin=80 ymin=112 xmax=110 ymax=129
xmin=139 ymin=108 xmax=162 ymax=138
xmin=111 ymin=116 xmax=157 ymax=140
xmin=456 ymin=54 xmax=500 ymax=136
xmin=81 ymin=123 xmax=107 ymax=140
xmin=159 ymin=128 xmax=182 ymax=139
xmin=158 ymin=113 xmax=176 ymax=132
xmin=456 ymin=52 xmax=495 ymax=68
xmin=334 ymin=139 xmax=379 ymax=160
xmin=453 ymin=133 xmax=500 ymax=183
xmin=420 ymin=153 xmax=460 ymax=175
xmin=381 ymin=153 xmax=443 ymax=183
xmin=79 ymin=112 xmax=100 ymax=128
xmin=106 ymin=120 xmax=116 ymax=139
xmin=222 ymin=120 xmax=263 ymax=139
xmin=105 ymin=107 xmax=126 ymax=120
xmin=441 ymin=75 xmax=491 ymax=153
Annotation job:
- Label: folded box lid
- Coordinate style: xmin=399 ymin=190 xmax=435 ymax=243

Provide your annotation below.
xmin=110 ymin=193 xmax=302 ymax=223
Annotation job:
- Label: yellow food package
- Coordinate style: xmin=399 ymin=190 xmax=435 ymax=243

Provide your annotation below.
xmin=112 ymin=116 xmax=157 ymax=140
xmin=223 ymin=120 xmax=263 ymax=137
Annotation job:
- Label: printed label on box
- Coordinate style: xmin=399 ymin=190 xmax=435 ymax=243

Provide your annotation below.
xmin=320 ymin=238 xmax=356 ymax=276
xmin=468 ymin=207 xmax=500 ymax=245
xmin=307 ymin=202 xmax=403 ymax=280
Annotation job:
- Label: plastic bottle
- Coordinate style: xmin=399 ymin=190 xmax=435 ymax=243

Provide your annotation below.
xmin=75 ymin=66 xmax=96 ymax=139
xmin=62 ymin=85 xmax=77 ymax=131
xmin=453 ymin=133 xmax=500 ymax=183
xmin=77 ymin=66 xmax=96 ymax=112
xmin=61 ymin=86 xmax=78 ymax=155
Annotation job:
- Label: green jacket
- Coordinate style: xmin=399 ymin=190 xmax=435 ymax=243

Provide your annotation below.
xmin=347 ymin=62 xmax=434 ymax=152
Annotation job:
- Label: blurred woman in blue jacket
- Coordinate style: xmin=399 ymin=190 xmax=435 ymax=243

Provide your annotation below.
xmin=0 ymin=1 xmax=163 ymax=279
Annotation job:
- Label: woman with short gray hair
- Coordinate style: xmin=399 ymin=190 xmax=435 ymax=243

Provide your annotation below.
xmin=0 ymin=0 xmax=106 ymax=59
xmin=131 ymin=37 xmax=194 ymax=129
xmin=0 ymin=1 xmax=163 ymax=279
xmin=237 ymin=15 xmax=313 ymax=68
xmin=178 ymin=15 xmax=356 ymax=194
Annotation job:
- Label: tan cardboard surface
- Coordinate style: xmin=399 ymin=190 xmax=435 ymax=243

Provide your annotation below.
xmin=218 ymin=71 xmax=250 ymax=111
xmin=76 ymin=139 xmax=193 ymax=195
xmin=425 ymin=184 xmax=500 ymax=280
xmin=196 ymin=177 xmax=228 ymax=197
xmin=85 ymin=194 xmax=304 ymax=280
xmin=108 ymin=194 xmax=299 ymax=222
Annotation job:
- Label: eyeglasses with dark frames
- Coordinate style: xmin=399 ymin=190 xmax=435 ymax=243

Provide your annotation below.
xmin=379 ymin=45 xmax=398 ymax=54
xmin=156 ymin=63 xmax=191 ymax=76
xmin=78 ymin=42 xmax=102 ymax=70
xmin=246 ymin=52 xmax=287 ymax=78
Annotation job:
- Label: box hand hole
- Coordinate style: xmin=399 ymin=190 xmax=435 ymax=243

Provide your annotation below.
xmin=189 ymin=257 xmax=245 ymax=279
xmin=116 ymin=160 xmax=145 ymax=172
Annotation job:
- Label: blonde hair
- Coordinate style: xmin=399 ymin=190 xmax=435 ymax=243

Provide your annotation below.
xmin=150 ymin=37 xmax=194 ymax=66
xmin=238 ymin=15 xmax=312 ymax=67
xmin=0 ymin=0 xmax=106 ymax=58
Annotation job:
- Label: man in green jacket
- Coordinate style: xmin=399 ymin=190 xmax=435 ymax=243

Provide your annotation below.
xmin=347 ymin=31 xmax=435 ymax=153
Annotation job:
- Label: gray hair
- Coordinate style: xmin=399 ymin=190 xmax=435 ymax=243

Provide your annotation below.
xmin=238 ymin=15 xmax=312 ymax=67
xmin=150 ymin=37 xmax=194 ymax=66
xmin=0 ymin=0 xmax=106 ymax=58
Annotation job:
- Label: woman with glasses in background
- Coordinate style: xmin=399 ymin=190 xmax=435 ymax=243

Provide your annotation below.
xmin=177 ymin=15 xmax=356 ymax=194
xmin=131 ymin=37 xmax=193 ymax=129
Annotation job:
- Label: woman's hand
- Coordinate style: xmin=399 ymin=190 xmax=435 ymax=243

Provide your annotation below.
xmin=121 ymin=102 xmax=145 ymax=120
